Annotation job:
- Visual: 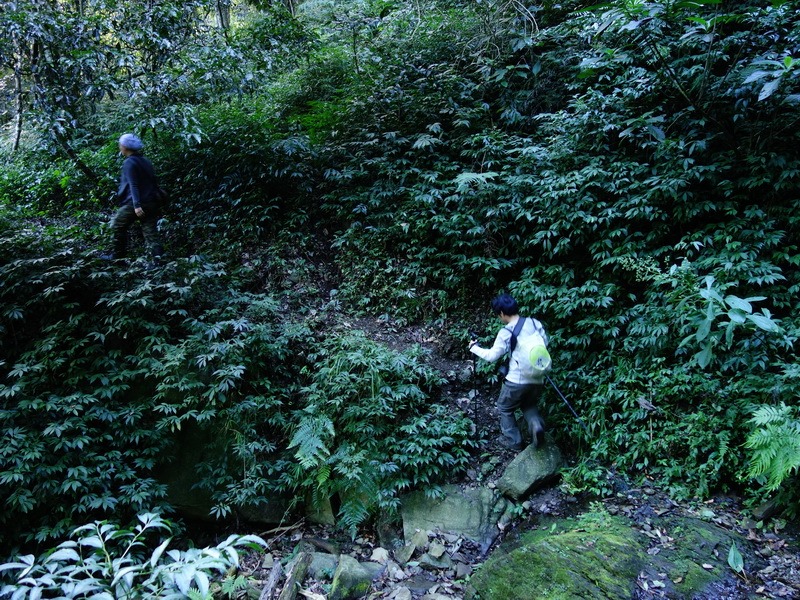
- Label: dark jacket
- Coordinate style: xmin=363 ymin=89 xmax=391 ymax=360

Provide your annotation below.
xmin=117 ymin=154 xmax=158 ymax=210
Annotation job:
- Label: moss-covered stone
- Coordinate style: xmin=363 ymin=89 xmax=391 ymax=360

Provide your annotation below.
xmin=466 ymin=508 xmax=750 ymax=600
xmin=466 ymin=511 xmax=643 ymax=600
xmin=647 ymin=516 xmax=743 ymax=596
xmin=329 ymin=555 xmax=373 ymax=600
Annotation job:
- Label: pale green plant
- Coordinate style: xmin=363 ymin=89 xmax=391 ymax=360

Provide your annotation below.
xmin=0 ymin=513 xmax=266 ymax=599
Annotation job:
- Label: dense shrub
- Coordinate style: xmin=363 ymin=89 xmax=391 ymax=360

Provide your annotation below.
xmin=304 ymin=0 xmax=800 ymax=509
xmin=3 ymin=0 xmax=800 ymax=547
xmin=0 ymin=210 xmax=473 ymax=553
xmin=0 ymin=219 xmax=303 ymax=552
xmin=283 ymin=330 xmax=475 ymax=533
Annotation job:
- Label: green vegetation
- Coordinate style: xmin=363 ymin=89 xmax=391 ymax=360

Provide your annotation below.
xmin=0 ymin=513 xmax=265 ymax=598
xmin=2 ymin=0 xmax=800 ymax=584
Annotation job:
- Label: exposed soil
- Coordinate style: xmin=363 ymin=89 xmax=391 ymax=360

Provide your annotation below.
xmin=233 ymin=319 xmax=800 ymax=599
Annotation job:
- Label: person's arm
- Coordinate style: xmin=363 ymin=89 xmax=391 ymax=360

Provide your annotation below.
xmin=469 ymin=328 xmax=510 ymax=362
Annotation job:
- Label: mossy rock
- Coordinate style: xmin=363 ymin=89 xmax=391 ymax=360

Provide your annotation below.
xmin=466 ymin=511 xmax=642 ymax=600
xmin=466 ymin=509 xmax=749 ymax=600
xmin=647 ymin=516 xmax=742 ymax=595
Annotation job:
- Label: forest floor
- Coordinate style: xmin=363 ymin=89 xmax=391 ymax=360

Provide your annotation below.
xmin=234 ymin=318 xmax=800 ymax=599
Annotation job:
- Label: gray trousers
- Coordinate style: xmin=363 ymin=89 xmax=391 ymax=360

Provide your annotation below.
xmin=496 ymin=381 xmax=544 ymax=446
xmin=110 ymin=204 xmax=163 ymax=259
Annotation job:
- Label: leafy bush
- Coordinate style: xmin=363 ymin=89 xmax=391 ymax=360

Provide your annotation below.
xmin=0 ymin=208 xmax=473 ymax=548
xmin=285 ymin=330 xmax=476 ymax=533
xmin=308 ymin=0 xmax=800 ymax=509
xmin=0 ymin=219 xmax=305 ymax=550
xmin=0 ymin=513 xmax=265 ymax=599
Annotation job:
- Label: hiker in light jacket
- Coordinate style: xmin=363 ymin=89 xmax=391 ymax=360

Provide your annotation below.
xmin=469 ymin=293 xmax=548 ymax=451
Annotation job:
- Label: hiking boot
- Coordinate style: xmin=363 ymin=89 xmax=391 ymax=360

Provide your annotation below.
xmin=528 ymin=417 xmax=546 ymax=448
xmin=533 ymin=427 xmax=545 ymax=449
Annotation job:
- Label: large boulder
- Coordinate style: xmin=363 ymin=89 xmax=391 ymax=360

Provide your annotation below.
xmin=466 ymin=509 xmax=748 ymax=600
xmin=497 ymin=436 xmax=562 ymax=500
xmin=401 ymin=484 xmax=513 ymax=551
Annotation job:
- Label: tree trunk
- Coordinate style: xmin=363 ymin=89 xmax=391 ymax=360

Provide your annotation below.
xmin=12 ymin=40 xmax=24 ymax=152
xmin=216 ymin=0 xmax=230 ymax=30
xmin=52 ymin=130 xmax=98 ymax=183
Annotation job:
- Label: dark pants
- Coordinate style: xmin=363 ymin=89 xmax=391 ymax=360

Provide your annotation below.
xmin=496 ymin=381 xmax=544 ymax=447
xmin=110 ymin=204 xmax=163 ymax=259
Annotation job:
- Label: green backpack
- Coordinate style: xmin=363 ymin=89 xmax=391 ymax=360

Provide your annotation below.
xmin=508 ymin=317 xmax=552 ymax=378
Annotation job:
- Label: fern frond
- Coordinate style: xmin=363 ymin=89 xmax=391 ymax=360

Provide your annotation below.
xmin=288 ymin=414 xmax=334 ymax=469
xmin=746 ymin=403 xmax=800 ymax=491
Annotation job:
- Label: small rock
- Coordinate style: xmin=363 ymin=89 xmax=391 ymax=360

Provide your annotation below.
xmin=370 ymin=547 xmax=390 ymax=564
xmin=394 ymin=543 xmax=416 ymax=565
xmin=404 ymin=574 xmax=439 ymax=594
xmin=389 ymin=587 xmax=412 ymax=600
xmin=419 ymin=552 xmax=454 ymax=570
xmin=429 ymin=542 xmax=446 ymax=558
xmin=386 ymin=560 xmax=407 ymax=581
xmin=411 ymin=530 xmax=429 ymax=550
xmin=329 ymin=555 xmax=372 ymax=600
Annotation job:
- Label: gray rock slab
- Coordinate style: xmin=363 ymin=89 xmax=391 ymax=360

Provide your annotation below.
xmin=329 ymin=554 xmax=373 ymax=600
xmin=401 ymin=484 xmax=512 ymax=550
xmin=308 ymin=552 xmax=339 ymax=580
xmin=497 ymin=438 xmax=563 ymax=500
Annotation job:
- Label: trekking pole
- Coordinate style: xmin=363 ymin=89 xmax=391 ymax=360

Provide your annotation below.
xmin=545 ymin=374 xmax=590 ymax=436
xmin=468 ymin=331 xmax=481 ymax=437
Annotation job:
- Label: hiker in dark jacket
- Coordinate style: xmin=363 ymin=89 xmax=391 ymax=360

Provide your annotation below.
xmin=104 ymin=133 xmax=164 ymax=262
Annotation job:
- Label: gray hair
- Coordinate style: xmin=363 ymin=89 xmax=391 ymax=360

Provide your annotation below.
xmin=118 ymin=133 xmax=143 ymax=151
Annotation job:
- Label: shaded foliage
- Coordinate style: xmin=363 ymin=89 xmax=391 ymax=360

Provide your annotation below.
xmin=2 ymin=0 xmax=800 ymax=562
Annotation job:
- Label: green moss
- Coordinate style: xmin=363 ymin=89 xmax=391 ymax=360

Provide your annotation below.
xmin=466 ymin=508 xmax=748 ymax=600
xmin=466 ymin=511 xmax=644 ymax=600
xmin=653 ymin=517 xmax=739 ymax=594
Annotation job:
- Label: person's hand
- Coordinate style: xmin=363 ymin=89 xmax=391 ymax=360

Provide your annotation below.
xmin=135 ymin=207 xmax=145 ymax=218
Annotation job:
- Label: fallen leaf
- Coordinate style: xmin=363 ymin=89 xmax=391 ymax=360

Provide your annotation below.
xmin=652 ymin=580 xmax=666 ymax=588
xmin=299 ymin=590 xmax=326 ymax=600
xmin=702 ymin=563 xmax=714 ymax=570
xmin=673 ymin=576 xmax=684 ymax=584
